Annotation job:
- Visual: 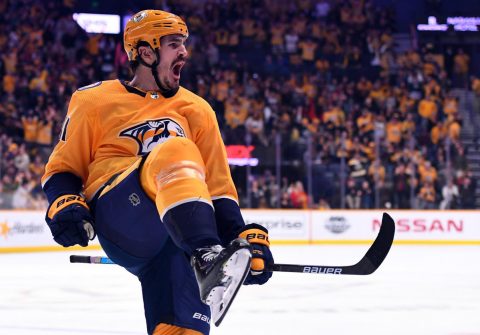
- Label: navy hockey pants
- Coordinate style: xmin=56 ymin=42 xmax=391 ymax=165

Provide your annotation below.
xmin=90 ymin=165 xmax=211 ymax=335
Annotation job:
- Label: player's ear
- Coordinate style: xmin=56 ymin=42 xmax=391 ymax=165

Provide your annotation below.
xmin=137 ymin=45 xmax=155 ymax=66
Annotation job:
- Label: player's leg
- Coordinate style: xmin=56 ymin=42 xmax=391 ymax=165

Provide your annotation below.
xmin=140 ymin=137 xmax=251 ymax=323
xmin=140 ymin=137 xmax=218 ymax=253
xmin=92 ymin=158 xmax=169 ymax=264
xmin=93 ymin=239 xmax=207 ymax=335
xmin=140 ymin=238 xmax=211 ymax=335
xmin=91 ymin=164 xmax=208 ymax=334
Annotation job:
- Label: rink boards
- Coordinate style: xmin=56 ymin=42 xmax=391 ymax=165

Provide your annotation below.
xmin=0 ymin=209 xmax=479 ymax=252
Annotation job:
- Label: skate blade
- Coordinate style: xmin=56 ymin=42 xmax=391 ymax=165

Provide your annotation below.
xmin=210 ymin=248 xmax=251 ymax=327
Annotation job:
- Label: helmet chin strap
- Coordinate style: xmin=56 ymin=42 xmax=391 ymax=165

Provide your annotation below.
xmin=138 ymin=48 xmax=178 ymax=98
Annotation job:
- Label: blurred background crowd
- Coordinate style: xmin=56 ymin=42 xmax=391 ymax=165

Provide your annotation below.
xmin=0 ymin=0 xmax=479 ymax=210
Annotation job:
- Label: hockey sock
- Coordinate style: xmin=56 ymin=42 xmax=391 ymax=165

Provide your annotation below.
xmin=162 ymin=201 xmax=221 ymax=255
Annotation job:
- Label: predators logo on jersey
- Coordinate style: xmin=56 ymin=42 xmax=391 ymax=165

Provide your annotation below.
xmin=120 ymin=118 xmax=186 ymax=155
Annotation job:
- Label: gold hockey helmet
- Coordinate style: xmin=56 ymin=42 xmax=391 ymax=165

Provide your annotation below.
xmin=123 ymin=9 xmax=189 ymax=61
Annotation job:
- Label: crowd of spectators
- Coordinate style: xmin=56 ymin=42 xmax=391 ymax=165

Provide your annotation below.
xmin=0 ymin=0 xmax=476 ymax=210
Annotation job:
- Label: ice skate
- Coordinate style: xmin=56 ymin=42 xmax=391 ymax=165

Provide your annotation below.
xmin=191 ymin=238 xmax=252 ymax=326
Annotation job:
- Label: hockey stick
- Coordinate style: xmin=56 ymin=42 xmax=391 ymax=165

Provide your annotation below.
xmin=70 ymin=212 xmax=395 ymax=276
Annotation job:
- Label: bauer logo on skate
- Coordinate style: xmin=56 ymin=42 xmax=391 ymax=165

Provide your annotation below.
xmin=120 ymin=118 xmax=186 ymax=155
xmin=192 ymin=312 xmax=210 ymax=324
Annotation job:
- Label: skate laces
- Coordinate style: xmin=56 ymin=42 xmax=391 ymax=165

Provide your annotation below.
xmin=198 ymin=245 xmax=223 ymax=262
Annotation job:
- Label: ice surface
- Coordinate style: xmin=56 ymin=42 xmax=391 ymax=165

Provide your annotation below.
xmin=1 ymin=244 xmax=479 ymax=335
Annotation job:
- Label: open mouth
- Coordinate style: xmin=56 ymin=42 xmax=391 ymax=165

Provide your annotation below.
xmin=171 ymin=62 xmax=185 ymax=80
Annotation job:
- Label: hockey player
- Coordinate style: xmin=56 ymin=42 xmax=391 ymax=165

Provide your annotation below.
xmin=41 ymin=9 xmax=273 ymax=335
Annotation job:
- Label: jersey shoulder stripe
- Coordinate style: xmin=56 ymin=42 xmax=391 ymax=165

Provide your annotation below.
xmin=72 ymin=80 xmax=125 ymax=104
xmin=77 ymin=81 xmax=102 ymax=91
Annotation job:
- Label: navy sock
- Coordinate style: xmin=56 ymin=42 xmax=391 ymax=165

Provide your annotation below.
xmin=162 ymin=201 xmax=221 ymax=255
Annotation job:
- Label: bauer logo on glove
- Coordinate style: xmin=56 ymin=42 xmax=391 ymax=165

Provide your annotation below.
xmin=48 ymin=195 xmax=87 ymax=214
xmin=238 ymin=223 xmax=274 ymax=285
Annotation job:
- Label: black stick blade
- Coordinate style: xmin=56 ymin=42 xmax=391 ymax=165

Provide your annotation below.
xmin=341 ymin=212 xmax=395 ymax=275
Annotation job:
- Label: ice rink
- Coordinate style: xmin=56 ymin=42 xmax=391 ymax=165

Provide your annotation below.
xmin=1 ymin=244 xmax=479 ymax=335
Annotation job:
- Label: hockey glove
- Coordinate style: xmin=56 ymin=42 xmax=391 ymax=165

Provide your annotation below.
xmin=238 ymin=223 xmax=273 ymax=285
xmin=46 ymin=194 xmax=95 ymax=247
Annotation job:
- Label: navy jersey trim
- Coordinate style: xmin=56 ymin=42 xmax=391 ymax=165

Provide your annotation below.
xmin=120 ymin=80 xmax=147 ymax=97
xmin=119 ymin=80 xmax=179 ymax=99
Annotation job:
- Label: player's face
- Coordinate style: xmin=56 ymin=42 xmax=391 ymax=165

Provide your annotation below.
xmin=157 ymin=35 xmax=188 ymax=90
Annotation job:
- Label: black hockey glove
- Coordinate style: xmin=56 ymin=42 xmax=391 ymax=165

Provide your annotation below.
xmin=46 ymin=194 xmax=95 ymax=247
xmin=238 ymin=223 xmax=273 ymax=285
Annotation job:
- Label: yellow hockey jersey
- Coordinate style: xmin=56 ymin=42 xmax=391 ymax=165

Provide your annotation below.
xmin=42 ymin=80 xmax=238 ymax=203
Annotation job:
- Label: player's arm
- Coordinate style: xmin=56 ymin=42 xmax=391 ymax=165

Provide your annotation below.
xmin=190 ymin=101 xmax=273 ymax=285
xmin=41 ymin=91 xmax=96 ymax=247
